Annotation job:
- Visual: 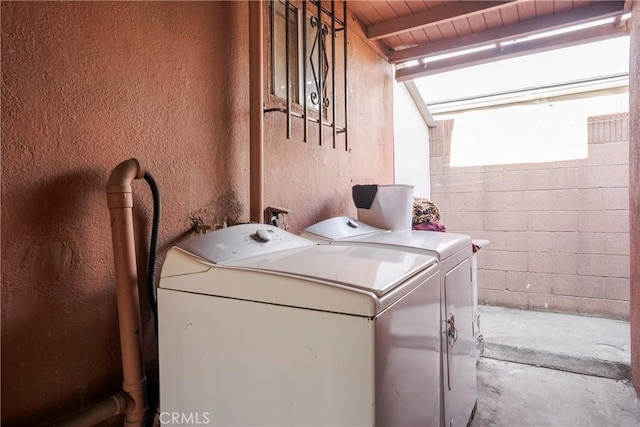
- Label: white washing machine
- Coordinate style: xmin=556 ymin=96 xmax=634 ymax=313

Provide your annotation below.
xmin=303 ymin=216 xmax=477 ymax=427
xmin=158 ymin=224 xmax=442 ymax=426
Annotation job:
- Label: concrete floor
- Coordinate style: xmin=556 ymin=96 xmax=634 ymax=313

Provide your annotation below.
xmin=470 ymin=305 xmax=640 ymax=427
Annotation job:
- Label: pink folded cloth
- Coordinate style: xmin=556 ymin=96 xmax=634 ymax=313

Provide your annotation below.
xmin=412 ymin=221 xmax=446 ymax=232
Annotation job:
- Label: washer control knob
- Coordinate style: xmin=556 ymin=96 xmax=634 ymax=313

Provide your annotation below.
xmin=255 ymin=229 xmax=273 ymax=242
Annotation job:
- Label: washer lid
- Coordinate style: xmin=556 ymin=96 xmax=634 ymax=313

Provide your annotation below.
xmin=177 ymin=223 xmax=316 ymax=264
xmin=343 ymin=230 xmax=471 ymax=260
xmin=226 ymin=243 xmax=437 ymax=297
xmin=301 ymin=216 xmax=385 ymax=241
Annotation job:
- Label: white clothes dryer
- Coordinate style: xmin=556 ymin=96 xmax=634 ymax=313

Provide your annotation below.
xmin=302 ymin=217 xmax=477 ymax=427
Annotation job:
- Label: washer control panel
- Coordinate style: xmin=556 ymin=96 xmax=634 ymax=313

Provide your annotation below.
xmin=178 ymin=223 xmax=316 ymax=264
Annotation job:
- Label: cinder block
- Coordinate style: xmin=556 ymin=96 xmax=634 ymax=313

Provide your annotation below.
xmin=526 ymin=293 xmax=578 ymax=313
xmin=603 ymin=277 xmax=630 ymax=301
xmin=528 ymin=252 xmax=576 ymax=275
xmin=527 ymin=211 xmax=577 ymax=232
xmin=505 ymin=232 xmax=554 ymax=252
xmin=526 ymin=168 xmax=577 ymax=190
xmin=576 ymin=254 xmax=630 ymax=278
xmin=580 ymin=142 xmax=629 ymax=167
xmin=485 ymin=211 xmax=528 ymax=231
xmin=600 ymin=300 xmax=630 ymax=320
xmin=480 ymin=250 xmax=528 ymax=271
xmin=477 ymin=269 xmax=506 ymax=290
xmin=578 ymin=187 xmax=629 ymax=210
xmin=575 ymin=297 xmax=629 ymax=320
xmin=429 ymin=156 xmax=451 ymax=175
xmin=551 ymin=232 xmax=580 ymax=253
xmin=431 ymin=172 xmax=485 ymax=194
xmin=603 ymin=233 xmax=630 ymax=255
xmin=432 ymin=192 xmax=483 ymax=212
xmin=481 ymin=191 xmax=526 ymax=212
xmin=588 ymin=113 xmax=629 ymax=145
xmin=550 ymin=274 xmax=604 ymax=298
xmin=522 ymin=189 xmax=578 ymax=211
xmin=504 ymin=160 xmax=556 ymax=171
xmin=545 ymin=294 xmax=580 ymax=313
xmin=441 ymin=211 xmax=484 ymax=232
xmin=478 ymin=289 xmax=527 ymax=309
xmin=483 ymin=170 xmax=529 ymax=192
xmin=578 ymin=233 xmax=606 ymax=254
xmin=576 ymin=164 xmax=629 ymax=189
xmin=577 ymin=210 xmax=629 ymax=233
xmin=505 ymin=271 xmax=553 ymax=294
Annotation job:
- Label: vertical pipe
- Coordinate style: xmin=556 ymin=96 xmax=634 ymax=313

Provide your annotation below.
xmin=106 ymin=159 xmax=148 ymax=427
xmin=343 ymin=0 xmax=349 ymax=151
xmin=249 ymin=0 xmax=264 ymax=223
xmin=331 ymin=0 xmax=337 ymax=149
xmin=317 ymin=0 xmax=323 ymax=146
xmin=303 ymin=0 xmax=308 ymax=143
xmin=285 ymin=0 xmax=291 ymax=139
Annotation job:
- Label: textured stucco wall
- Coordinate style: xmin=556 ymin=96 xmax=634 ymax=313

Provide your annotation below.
xmin=0 ymin=1 xmax=394 ymax=425
xmin=629 ymin=8 xmax=640 ymax=395
xmin=263 ymin=9 xmax=394 ymax=230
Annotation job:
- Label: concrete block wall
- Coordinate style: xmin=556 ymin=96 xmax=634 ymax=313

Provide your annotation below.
xmin=430 ymin=113 xmax=630 ymax=319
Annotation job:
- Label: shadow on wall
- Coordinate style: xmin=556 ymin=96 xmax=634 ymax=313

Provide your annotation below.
xmin=2 ymin=168 xmax=128 ymax=425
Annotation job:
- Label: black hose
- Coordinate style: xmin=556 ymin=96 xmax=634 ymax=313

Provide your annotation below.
xmin=143 ymin=171 xmax=161 ymax=334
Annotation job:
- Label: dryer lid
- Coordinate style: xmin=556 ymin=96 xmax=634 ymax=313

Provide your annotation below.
xmin=301 ymin=216 xmax=385 ymax=241
xmin=344 ymin=230 xmax=471 ymax=260
xmin=226 ymin=243 xmax=437 ymax=297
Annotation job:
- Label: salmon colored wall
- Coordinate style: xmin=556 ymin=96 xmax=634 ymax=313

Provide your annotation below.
xmin=629 ymin=9 xmax=640 ymax=395
xmin=1 ymin=1 xmax=394 ymax=425
xmin=263 ymin=8 xmax=394 ymax=231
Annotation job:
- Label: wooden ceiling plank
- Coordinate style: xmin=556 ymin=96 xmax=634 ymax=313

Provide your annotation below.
xmin=387 ymin=0 xmax=414 ymax=17
xmin=411 ymin=28 xmax=432 ymax=45
xmin=516 ymin=0 xmax=537 ymax=21
xmin=345 ymin=2 xmax=375 ymax=26
xmin=423 ymin=24 xmax=445 ymax=42
xmin=499 ymin=3 xmax=521 ymax=26
xmin=370 ymin=0 xmax=401 ymax=21
xmin=366 ymin=0 xmax=515 ymax=40
xmin=395 ymin=23 xmax=629 ymax=81
xmin=388 ymin=0 xmax=625 ymax=63
xmin=437 ymin=20 xmax=460 ymax=39
xmin=483 ymin=8 xmax=505 ymax=28
xmin=396 ymin=31 xmax=420 ymax=48
xmin=535 ymin=0 xmax=555 ymax=17
xmin=466 ymin=13 xmax=489 ymax=33
xmin=451 ymin=15 xmax=473 ymax=37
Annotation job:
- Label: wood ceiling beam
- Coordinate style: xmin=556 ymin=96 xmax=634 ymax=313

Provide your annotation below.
xmin=395 ymin=23 xmax=629 ymax=81
xmin=366 ymin=0 xmax=515 ymax=40
xmin=389 ymin=0 xmax=626 ymax=64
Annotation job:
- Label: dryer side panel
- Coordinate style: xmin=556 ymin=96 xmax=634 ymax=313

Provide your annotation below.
xmin=375 ymin=269 xmax=442 ymax=427
xmin=444 ymin=257 xmax=477 ymax=427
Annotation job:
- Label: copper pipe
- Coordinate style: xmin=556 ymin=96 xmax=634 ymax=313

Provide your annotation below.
xmin=249 ymin=0 xmax=264 ymax=223
xmin=106 ymin=158 xmax=148 ymax=426
xmin=52 ymin=393 xmax=127 ymax=427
